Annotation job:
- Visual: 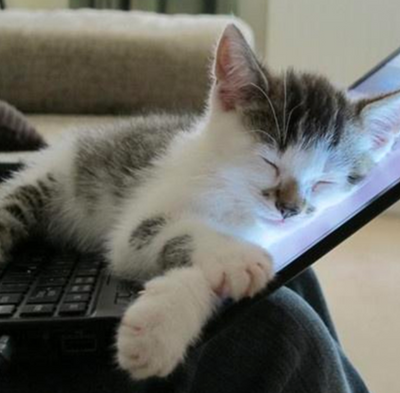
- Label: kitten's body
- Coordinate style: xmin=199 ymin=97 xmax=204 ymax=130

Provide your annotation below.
xmin=1 ymin=25 xmax=400 ymax=379
xmin=4 ymin=111 xmax=266 ymax=265
xmin=31 ymin=114 xmax=197 ymax=255
xmin=0 ymin=110 xmax=274 ymax=378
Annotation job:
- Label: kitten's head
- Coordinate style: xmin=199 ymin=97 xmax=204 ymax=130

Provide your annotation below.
xmin=207 ymin=24 xmax=400 ymax=222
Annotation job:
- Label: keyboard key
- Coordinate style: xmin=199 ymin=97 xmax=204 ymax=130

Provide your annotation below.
xmin=117 ymin=281 xmax=143 ymax=296
xmin=64 ymin=293 xmax=90 ymax=303
xmin=77 ymin=260 xmax=102 ymax=269
xmin=28 ymin=287 xmax=62 ymax=304
xmin=75 ymin=268 xmax=98 ymax=277
xmin=0 ymin=283 xmax=29 ymax=293
xmin=42 ymin=268 xmax=71 ymax=278
xmin=0 ymin=305 xmax=15 ymax=317
xmin=59 ymin=302 xmax=87 ymax=315
xmin=68 ymin=285 xmax=93 ymax=294
xmin=0 ymin=294 xmax=23 ymax=305
xmin=73 ymin=277 xmax=95 ymax=285
xmin=2 ymin=275 xmax=33 ymax=284
xmin=115 ymin=297 xmax=132 ymax=306
xmin=6 ymin=262 xmax=38 ymax=269
xmin=37 ymin=277 xmax=67 ymax=287
xmin=7 ymin=265 xmax=40 ymax=275
xmin=54 ymin=255 xmax=76 ymax=262
xmin=24 ymin=255 xmax=45 ymax=264
xmin=21 ymin=304 xmax=54 ymax=316
xmin=52 ymin=262 xmax=75 ymax=268
xmin=52 ymin=258 xmax=76 ymax=267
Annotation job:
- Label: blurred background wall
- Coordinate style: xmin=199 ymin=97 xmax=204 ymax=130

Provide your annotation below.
xmin=265 ymin=0 xmax=400 ymax=86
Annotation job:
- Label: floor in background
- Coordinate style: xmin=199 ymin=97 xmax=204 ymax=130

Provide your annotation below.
xmin=315 ymin=215 xmax=400 ymax=393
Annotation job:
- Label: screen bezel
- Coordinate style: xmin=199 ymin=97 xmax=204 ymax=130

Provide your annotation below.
xmin=269 ymin=45 xmax=400 ymax=292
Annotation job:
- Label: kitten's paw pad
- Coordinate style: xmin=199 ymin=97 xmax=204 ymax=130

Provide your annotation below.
xmin=199 ymin=243 xmax=274 ymax=300
xmin=116 ymin=292 xmax=186 ymax=380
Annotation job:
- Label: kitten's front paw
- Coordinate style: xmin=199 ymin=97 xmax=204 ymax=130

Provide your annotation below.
xmin=197 ymin=241 xmax=274 ymax=301
xmin=117 ymin=298 xmax=185 ymax=379
xmin=116 ymin=269 xmax=211 ymax=380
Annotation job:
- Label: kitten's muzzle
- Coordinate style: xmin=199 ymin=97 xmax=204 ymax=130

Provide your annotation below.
xmin=275 ymin=201 xmax=301 ymax=219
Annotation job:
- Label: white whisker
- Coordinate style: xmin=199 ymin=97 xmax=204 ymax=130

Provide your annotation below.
xmin=282 ymin=71 xmax=287 ymax=145
xmin=284 ymin=101 xmax=304 ymax=145
xmin=249 ymin=82 xmax=281 ymax=139
xmin=248 ymin=128 xmax=276 ymax=145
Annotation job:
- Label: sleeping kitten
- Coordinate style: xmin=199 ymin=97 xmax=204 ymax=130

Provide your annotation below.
xmin=0 ymin=25 xmax=400 ymax=380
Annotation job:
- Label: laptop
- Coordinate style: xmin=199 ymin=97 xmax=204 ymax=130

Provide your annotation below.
xmin=1 ymin=47 xmax=400 ymax=362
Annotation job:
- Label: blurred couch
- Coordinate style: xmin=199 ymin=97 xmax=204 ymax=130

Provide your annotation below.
xmin=0 ymin=9 xmax=253 ymax=147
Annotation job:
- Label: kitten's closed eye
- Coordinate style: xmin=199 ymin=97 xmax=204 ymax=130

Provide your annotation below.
xmin=261 ymin=157 xmax=279 ymax=176
xmin=347 ymin=173 xmax=365 ymax=185
xmin=312 ymin=180 xmax=335 ymax=193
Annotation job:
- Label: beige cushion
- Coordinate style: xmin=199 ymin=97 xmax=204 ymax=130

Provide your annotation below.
xmin=0 ymin=10 xmax=253 ymax=115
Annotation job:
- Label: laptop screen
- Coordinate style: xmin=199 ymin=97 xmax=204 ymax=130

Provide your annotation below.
xmin=268 ymin=50 xmax=400 ymax=273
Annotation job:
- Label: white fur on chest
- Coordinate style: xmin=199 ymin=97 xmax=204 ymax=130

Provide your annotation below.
xmin=119 ymin=113 xmax=260 ymax=236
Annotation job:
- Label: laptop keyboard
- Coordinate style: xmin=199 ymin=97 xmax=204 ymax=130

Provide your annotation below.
xmin=0 ymin=245 xmax=104 ymax=319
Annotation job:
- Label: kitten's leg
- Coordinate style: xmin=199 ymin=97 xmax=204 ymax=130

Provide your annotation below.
xmin=117 ymin=266 xmax=216 ymax=379
xmin=111 ymin=217 xmax=274 ymax=379
xmin=0 ymin=172 xmax=58 ymax=264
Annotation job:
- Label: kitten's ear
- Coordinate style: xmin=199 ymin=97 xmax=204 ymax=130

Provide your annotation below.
xmin=213 ymin=24 xmax=266 ymax=111
xmin=357 ymin=90 xmax=400 ymax=159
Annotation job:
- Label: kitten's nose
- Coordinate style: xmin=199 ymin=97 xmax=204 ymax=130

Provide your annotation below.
xmin=275 ymin=201 xmax=300 ymax=219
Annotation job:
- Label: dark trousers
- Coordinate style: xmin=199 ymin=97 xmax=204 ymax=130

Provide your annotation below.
xmin=0 ymin=269 xmax=370 ymax=393
xmin=141 ymin=269 xmax=370 ymax=393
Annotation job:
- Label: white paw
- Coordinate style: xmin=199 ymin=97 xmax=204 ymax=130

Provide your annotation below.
xmin=116 ymin=268 xmax=214 ymax=380
xmin=117 ymin=295 xmax=186 ymax=379
xmin=196 ymin=240 xmax=274 ymax=301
